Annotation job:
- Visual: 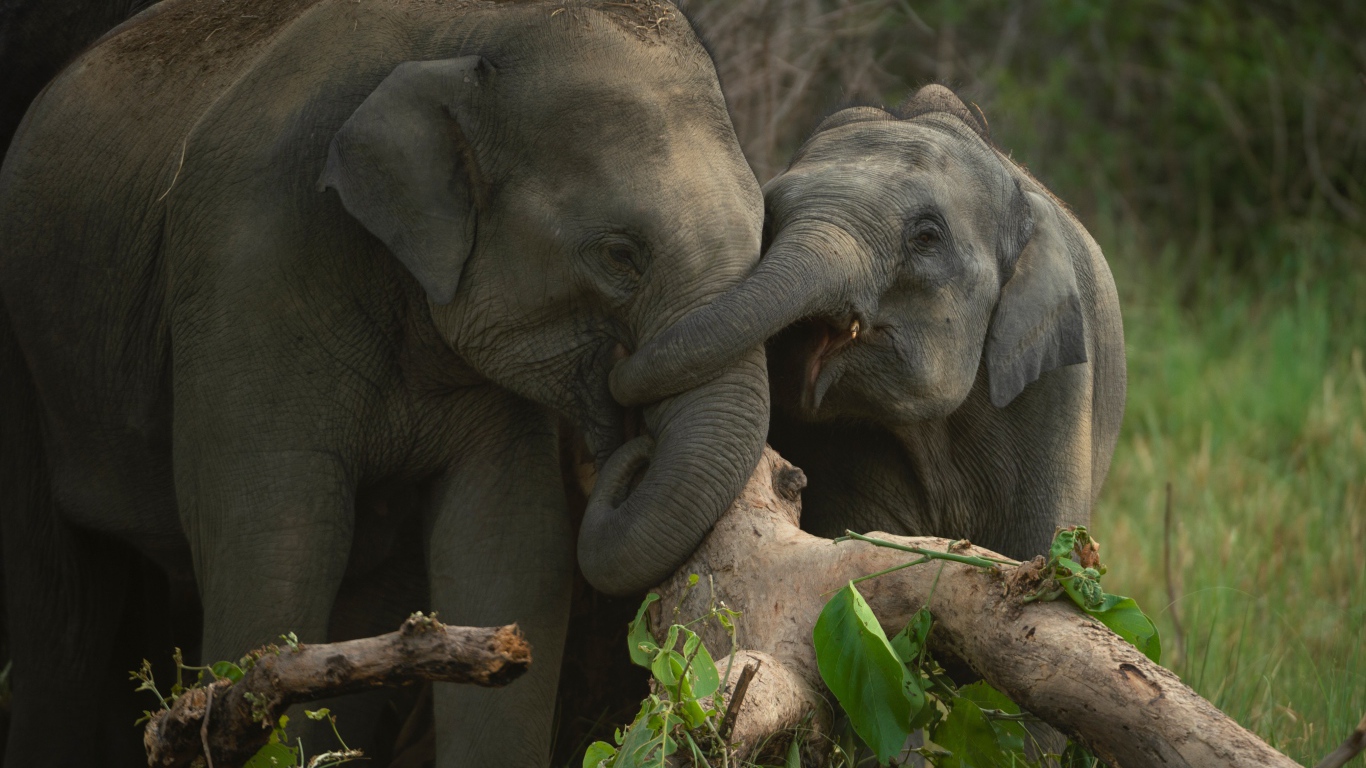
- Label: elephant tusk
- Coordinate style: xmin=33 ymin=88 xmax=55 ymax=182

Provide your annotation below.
xmin=850 ymin=319 xmax=860 ymax=339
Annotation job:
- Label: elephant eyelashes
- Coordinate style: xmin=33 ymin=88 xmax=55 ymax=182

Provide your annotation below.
xmin=906 ymin=220 xmax=944 ymax=254
xmin=592 ymin=234 xmax=648 ymax=278
xmin=580 ymin=235 xmax=652 ymax=305
xmin=607 ymin=245 xmax=640 ymax=272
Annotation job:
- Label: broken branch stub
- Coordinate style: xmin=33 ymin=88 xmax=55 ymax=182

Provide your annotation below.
xmin=651 ymin=447 xmax=1299 ymax=768
xmin=143 ymin=615 xmax=530 ymax=768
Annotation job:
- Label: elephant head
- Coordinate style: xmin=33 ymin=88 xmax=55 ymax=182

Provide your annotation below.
xmin=611 ymin=84 xmax=1086 ymax=428
xmin=319 ymin=9 xmax=768 ymax=596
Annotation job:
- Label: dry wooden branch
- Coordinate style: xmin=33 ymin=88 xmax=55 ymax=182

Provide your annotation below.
xmin=1315 ymin=712 xmax=1366 ymax=768
xmin=143 ymin=615 xmax=530 ymax=768
xmin=652 ymin=447 xmax=1300 ymax=768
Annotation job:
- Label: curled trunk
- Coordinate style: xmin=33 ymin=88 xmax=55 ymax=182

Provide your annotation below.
xmin=578 ymin=347 xmax=770 ymax=596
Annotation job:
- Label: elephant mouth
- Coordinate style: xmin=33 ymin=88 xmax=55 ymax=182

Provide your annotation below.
xmin=796 ymin=314 xmax=865 ymax=411
xmin=578 ymin=340 xmax=648 ymax=468
xmin=570 ymin=401 xmax=646 ymax=500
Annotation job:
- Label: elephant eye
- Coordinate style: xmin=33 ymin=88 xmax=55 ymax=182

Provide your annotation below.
xmin=608 ymin=245 xmax=636 ymax=268
xmin=598 ymin=235 xmax=647 ymax=276
xmin=908 ymin=224 xmax=943 ymax=252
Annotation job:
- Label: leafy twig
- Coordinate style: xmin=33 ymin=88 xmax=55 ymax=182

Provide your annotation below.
xmin=835 ymin=530 xmax=1019 ymax=568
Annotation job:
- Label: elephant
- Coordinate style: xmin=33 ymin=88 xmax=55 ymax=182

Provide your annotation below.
xmin=611 ymin=85 xmax=1126 ymax=562
xmin=0 ymin=0 xmax=770 ymax=764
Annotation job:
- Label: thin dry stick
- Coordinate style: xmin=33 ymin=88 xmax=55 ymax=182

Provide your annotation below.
xmin=719 ymin=661 xmax=760 ymax=740
xmin=1163 ymin=481 xmax=1186 ymax=658
xmin=1314 ymin=712 xmax=1366 ymax=768
xmin=200 ymin=685 xmax=215 ymax=768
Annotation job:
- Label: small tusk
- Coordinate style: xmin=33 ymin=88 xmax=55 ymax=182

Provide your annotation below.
xmin=850 ymin=319 xmax=860 ymax=339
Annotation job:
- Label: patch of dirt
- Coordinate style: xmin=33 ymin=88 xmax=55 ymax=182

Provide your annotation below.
xmin=101 ymin=0 xmax=315 ymax=75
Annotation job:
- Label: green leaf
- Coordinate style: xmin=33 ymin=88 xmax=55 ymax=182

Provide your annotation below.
xmin=675 ymin=674 xmax=709 ymax=729
xmin=678 ymin=628 xmax=720 ymax=698
xmin=1053 ymin=557 xmax=1162 ymax=663
xmin=1085 ymin=594 xmax=1162 ymax=663
xmin=615 ymin=700 xmax=663 ymax=768
xmin=888 ymin=607 xmax=932 ymax=663
xmin=1060 ymin=740 xmax=1101 ymax=767
xmin=583 ymin=741 xmax=617 ymax=768
xmin=813 ymin=582 xmax=922 ymax=764
xmin=932 ymin=697 xmax=1019 ymax=768
xmin=243 ymin=741 xmax=297 ymax=768
xmin=627 ymin=594 xmax=661 ymax=668
xmin=1049 ymin=529 xmax=1076 ymax=561
xmin=785 ymin=735 xmax=802 ymax=768
xmin=650 ymin=650 xmax=684 ymax=688
xmin=1057 ymin=558 xmax=1106 ymax=610
xmin=956 ymin=682 xmax=1027 ymax=754
xmin=211 ymin=660 xmax=245 ymax=683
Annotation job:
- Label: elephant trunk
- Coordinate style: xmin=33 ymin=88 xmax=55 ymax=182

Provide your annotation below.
xmin=578 ymin=347 xmax=769 ymax=596
xmin=610 ymin=228 xmax=854 ymax=407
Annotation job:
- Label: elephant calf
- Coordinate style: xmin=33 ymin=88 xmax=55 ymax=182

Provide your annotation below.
xmin=0 ymin=0 xmax=769 ymax=765
xmin=613 ymin=85 xmax=1126 ymax=561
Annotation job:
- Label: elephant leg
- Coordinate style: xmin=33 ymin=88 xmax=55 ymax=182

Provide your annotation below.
xmin=175 ymin=444 xmax=361 ymax=756
xmin=319 ymin=508 xmax=431 ymax=762
xmin=2 ymin=310 xmax=138 ymax=765
xmin=427 ymin=401 xmax=573 ymax=768
xmin=2 ymin=499 xmax=135 ymax=766
xmin=175 ymin=446 xmax=354 ymax=664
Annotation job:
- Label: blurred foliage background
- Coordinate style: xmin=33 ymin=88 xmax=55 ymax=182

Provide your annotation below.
xmin=680 ymin=0 xmax=1366 ymax=762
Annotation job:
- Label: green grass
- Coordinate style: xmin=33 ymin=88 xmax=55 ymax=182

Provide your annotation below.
xmin=1093 ymin=225 xmax=1366 ymax=764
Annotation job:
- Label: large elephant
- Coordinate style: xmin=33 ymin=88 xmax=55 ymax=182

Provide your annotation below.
xmin=612 ymin=85 xmax=1125 ymax=561
xmin=0 ymin=0 xmax=768 ymax=764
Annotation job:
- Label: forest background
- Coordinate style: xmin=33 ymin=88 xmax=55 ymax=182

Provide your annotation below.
xmin=678 ymin=0 xmax=1365 ymax=763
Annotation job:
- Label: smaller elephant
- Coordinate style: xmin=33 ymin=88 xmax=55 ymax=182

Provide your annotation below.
xmin=611 ymin=85 xmax=1126 ymax=560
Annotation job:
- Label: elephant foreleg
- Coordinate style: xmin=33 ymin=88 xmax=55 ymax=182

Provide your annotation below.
xmin=175 ymin=446 xmax=355 ymax=662
xmin=426 ymin=400 xmax=573 ymax=768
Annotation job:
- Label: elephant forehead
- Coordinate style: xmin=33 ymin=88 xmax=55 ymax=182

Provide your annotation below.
xmin=798 ymin=127 xmax=940 ymax=171
xmin=505 ymin=84 xmax=753 ymax=228
xmin=774 ymin=128 xmax=1010 ymax=216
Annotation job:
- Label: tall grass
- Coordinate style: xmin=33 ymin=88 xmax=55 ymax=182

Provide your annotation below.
xmin=683 ymin=0 xmax=1366 ymax=762
xmin=1096 ymin=227 xmax=1366 ymax=763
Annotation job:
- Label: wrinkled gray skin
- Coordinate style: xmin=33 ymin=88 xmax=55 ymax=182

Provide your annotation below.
xmin=0 ymin=0 xmax=768 ymax=764
xmin=613 ymin=86 xmax=1125 ymax=561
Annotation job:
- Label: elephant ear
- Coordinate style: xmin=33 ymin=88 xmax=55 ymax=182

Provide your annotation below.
xmin=319 ymin=56 xmax=494 ymax=305
xmin=985 ymin=189 xmax=1088 ymax=408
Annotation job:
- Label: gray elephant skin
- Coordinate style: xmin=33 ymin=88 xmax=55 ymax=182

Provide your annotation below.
xmin=0 ymin=0 xmax=770 ymax=764
xmin=613 ymin=85 xmax=1126 ymax=561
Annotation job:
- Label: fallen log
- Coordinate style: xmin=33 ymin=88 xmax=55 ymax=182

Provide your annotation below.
xmin=142 ymin=614 xmax=530 ymax=768
xmin=650 ymin=447 xmax=1299 ymax=768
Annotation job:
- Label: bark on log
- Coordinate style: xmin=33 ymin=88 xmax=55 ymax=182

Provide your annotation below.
xmin=143 ymin=615 xmax=530 ymax=768
xmin=651 ymin=447 xmax=1299 ymax=768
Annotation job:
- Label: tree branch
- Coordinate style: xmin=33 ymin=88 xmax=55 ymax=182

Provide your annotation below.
xmin=143 ymin=615 xmax=530 ymax=768
xmin=651 ymin=447 xmax=1300 ymax=768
